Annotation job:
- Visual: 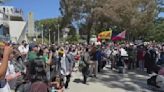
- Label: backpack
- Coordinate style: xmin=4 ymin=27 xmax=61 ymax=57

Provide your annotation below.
xmin=30 ymin=81 xmax=49 ymax=92
xmin=15 ymin=82 xmax=31 ymax=92
xmin=78 ymin=55 xmax=86 ymax=72
xmin=149 ymin=49 xmax=157 ymax=61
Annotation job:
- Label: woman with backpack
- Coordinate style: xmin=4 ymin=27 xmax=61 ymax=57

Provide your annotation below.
xmin=29 ymin=59 xmax=49 ymax=92
xmin=81 ymin=48 xmax=90 ymax=84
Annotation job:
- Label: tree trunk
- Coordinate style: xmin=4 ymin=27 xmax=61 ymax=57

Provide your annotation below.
xmin=86 ymin=18 xmax=93 ymax=44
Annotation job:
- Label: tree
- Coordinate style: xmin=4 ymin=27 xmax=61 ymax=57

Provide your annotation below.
xmin=60 ymin=0 xmax=158 ymax=43
xmin=35 ymin=18 xmax=60 ymax=44
xmin=60 ymin=0 xmax=102 ymax=43
xmin=146 ymin=20 xmax=164 ymax=42
xmin=91 ymin=0 xmax=158 ymax=40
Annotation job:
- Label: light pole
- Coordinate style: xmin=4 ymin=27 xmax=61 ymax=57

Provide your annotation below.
xmin=54 ymin=31 xmax=55 ymax=44
xmin=49 ymin=29 xmax=51 ymax=45
xmin=41 ymin=25 xmax=44 ymax=44
xmin=57 ymin=24 xmax=60 ymax=45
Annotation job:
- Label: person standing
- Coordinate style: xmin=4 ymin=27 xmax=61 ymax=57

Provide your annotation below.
xmin=111 ymin=47 xmax=118 ymax=70
xmin=0 ymin=46 xmax=13 ymax=92
xmin=5 ymin=52 xmax=22 ymax=91
xmin=90 ymin=46 xmax=98 ymax=77
xmin=27 ymin=44 xmax=38 ymax=62
xmin=18 ymin=40 xmax=28 ymax=61
xmin=59 ymin=48 xmax=73 ymax=89
xmin=64 ymin=48 xmax=74 ymax=89
xmin=138 ymin=46 xmax=145 ymax=71
xmin=82 ymin=48 xmax=90 ymax=84
xmin=145 ymin=47 xmax=157 ymax=74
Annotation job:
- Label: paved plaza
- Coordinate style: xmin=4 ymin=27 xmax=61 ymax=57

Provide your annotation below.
xmin=66 ymin=66 xmax=162 ymax=92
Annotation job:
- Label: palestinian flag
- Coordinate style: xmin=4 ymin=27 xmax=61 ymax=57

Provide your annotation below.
xmin=112 ymin=31 xmax=126 ymax=41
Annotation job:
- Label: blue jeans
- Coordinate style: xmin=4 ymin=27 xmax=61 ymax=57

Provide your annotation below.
xmin=139 ymin=60 xmax=144 ymax=71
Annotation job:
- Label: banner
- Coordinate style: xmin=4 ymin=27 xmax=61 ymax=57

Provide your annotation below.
xmin=98 ymin=30 xmax=112 ymax=39
xmin=0 ymin=41 xmax=5 ymax=47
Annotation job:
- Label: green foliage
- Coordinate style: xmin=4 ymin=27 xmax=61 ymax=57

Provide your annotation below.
xmin=60 ymin=0 xmax=158 ymax=42
xmin=35 ymin=18 xmax=60 ymax=44
xmin=35 ymin=38 xmax=49 ymax=44
xmin=66 ymin=35 xmax=79 ymax=43
xmin=146 ymin=20 xmax=164 ymax=42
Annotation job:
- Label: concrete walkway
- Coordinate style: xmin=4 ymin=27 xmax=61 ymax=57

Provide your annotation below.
xmin=65 ymin=66 xmax=161 ymax=92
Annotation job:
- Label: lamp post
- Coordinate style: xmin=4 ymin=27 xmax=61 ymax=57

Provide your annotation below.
xmin=53 ymin=31 xmax=55 ymax=44
xmin=57 ymin=24 xmax=60 ymax=45
xmin=49 ymin=29 xmax=51 ymax=45
xmin=41 ymin=25 xmax=44 ymax=44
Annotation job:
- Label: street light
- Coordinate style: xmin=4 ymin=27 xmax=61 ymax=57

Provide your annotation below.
xmin=41 ymin=25 xmax=44 ymax=44
xmin=57 ymin=24 xmax=60 ymax=45
xmin=49 ymin=29 xmax=51 ymax=45
xmin=53 ymin=31 xmax=55 ymax=44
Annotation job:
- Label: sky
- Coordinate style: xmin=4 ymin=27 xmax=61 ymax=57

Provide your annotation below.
xmin=3 ymin=0 xmax=60 ymax=20
xmin=2 ymin=0 xmax=164 ymax=20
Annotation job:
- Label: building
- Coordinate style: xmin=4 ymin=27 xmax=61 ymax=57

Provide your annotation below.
xmin=0 ymin=6 xmax=27 ymax=43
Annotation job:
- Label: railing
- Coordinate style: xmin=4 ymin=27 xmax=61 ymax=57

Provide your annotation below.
xmin=0 ymin=8 xmax=23 ymax=17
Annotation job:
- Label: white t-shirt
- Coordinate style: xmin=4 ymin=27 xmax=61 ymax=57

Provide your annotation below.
xmin=120 ymin=48 xmax=128 ymax=57
xmin=0 ymin=83 xmax=11 ymax=92
xmin=0 ymin=61 xmax=15 ymax=92
xmin=24 ymin=45 xmax=29 ymax=53
xmin=6 ymin=61 xmax=16 ymax=89
xmin=0 ymin=61 xmax=15 ymax=78
xmin=18 ymin=45 xmax=25 ymax=53
xmin=18 ymin=45 xmax=29 ymax=54
xmin=105 ymin=49 xmax=111 ymax=57
xmin=112 ymin=50 xmax=118 ymax=56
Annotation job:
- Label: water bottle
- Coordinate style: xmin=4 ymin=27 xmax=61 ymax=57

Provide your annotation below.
xmin=51 ymin=87 xmax=56 ymax=92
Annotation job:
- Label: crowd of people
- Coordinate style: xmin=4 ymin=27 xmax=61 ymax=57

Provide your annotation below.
xmin=0 ymin=40 xmax=164 ymax=92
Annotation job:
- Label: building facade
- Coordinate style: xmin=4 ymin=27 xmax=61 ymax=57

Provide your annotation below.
xmin=0 ymin=6 xmax=27 ymax=43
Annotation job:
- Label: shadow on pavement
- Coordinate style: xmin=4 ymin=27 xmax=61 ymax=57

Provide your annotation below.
xmin=87 ymin=67 xmax=155 ymax=92
xmin=73 ymin=78 xmax=84 ymax=84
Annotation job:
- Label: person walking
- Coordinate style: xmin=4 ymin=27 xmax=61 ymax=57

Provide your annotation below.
xmin=81 ymin=48 xmax=90 ymax=84
xmin=90 ymin=46 xmax=98 ymax=77
xmin=59 ymin=48 xmax=73 ymax=89
xmin=145 ymin=47 xmax=157 ymax=74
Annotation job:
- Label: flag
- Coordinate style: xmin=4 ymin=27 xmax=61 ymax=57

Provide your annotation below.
xmin=112 ymin=31 xmax=126 ymax=41
xmin=98 ymin=30 xmax=112 ymax=39
xmin=0 ymin=41 xmax=5 ymax=46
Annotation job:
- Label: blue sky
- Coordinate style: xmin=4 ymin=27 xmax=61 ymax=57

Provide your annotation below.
xmin=159 ymin=12 xmax=164 ymax=17
xmin=3 ymin=0 xmax=60 ymax=20
xmin=2 ymin=0 xmax=164 ymax=20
